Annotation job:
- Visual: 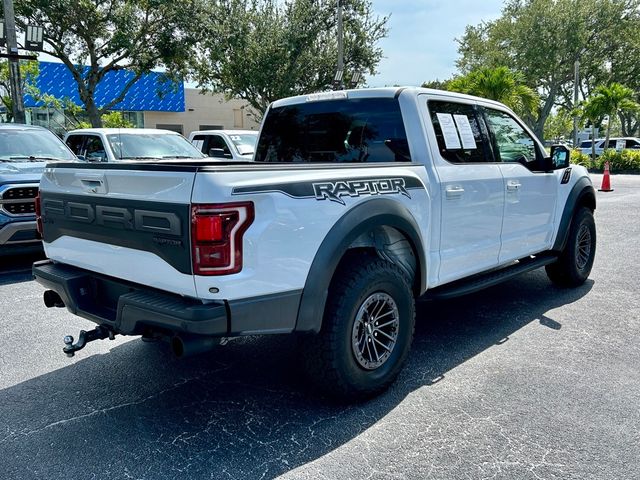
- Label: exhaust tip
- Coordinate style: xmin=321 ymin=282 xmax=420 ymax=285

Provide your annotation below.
xmin=44 ymin=290 xmax=65 ymax=308
xmin=171 ymin=336 xmax=186 ymax=358
xmin=170 ymin=334 xmax=219 ymax=358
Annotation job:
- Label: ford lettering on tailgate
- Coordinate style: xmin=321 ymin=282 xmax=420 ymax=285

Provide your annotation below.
xmin=40 ymin=193 xmax=192 ymax=274
xmin=42 ymin=199 xmax=181 ymax=236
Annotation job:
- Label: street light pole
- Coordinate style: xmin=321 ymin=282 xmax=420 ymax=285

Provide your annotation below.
xmin=337 ymin=0 xmax=344 ymax=89
xmin=572 ymin=59 xmax=580 ymax=147
xmin=3 ymin=0 xmax=26 ymax=124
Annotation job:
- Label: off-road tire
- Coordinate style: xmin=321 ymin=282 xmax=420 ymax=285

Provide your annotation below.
xmin=546 ymin=207 xmax=596 ymax=287
xmin=304 ymin=253 xmax=415 ymax=400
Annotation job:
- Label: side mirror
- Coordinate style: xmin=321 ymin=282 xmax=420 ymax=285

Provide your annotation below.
xmin=547 ymin=144 xmax=571 ymax=170
xmin=209 ymin=148 xmax=227 ymax=158
xmin=76 ymin=154 xmax=86 ymax=161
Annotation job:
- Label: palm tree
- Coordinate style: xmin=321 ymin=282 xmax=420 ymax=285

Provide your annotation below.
xmin=578 ymin=98 xmax=604 ymax=165
xmin=586 ymin=83 xmax=639 ymax=152
xmin=448 ymin=66 xmax=539 ymax=120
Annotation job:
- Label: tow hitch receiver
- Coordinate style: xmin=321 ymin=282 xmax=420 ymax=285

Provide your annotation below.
xmin=63 ymin=326 xmax=116 ymax=357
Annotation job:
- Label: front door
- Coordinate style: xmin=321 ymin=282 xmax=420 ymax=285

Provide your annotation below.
xmin=482 ymin=107 xmax=557 ymax=262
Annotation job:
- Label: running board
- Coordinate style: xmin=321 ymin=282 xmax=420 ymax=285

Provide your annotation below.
xmin=423 ymin=254 xmax=558 ymax=301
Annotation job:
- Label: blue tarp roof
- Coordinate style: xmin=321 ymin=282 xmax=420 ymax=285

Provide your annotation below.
xmin=24 ymin=61 xmax=184 ymax=112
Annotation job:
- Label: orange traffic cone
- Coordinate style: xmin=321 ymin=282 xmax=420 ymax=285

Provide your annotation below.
xmin=599 ymin=161 xmax=614 ymax=192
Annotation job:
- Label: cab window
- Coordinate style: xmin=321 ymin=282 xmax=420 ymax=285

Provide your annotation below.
xmin=255 ymin=97 xmax=411 ymax=163
xmin=428 ymin=100 xmax=492 ymax=163
xmin=84 ymin=136 xmax=107 ymax=162
xmin=65 ymin=135 xmax=85 ymax=156
xmin=484 ymin=108 xmax=540 ymax=166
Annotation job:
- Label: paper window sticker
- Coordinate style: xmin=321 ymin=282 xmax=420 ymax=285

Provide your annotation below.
xmin=453 ymin=114 xmax=477 ymax=149
xmin=436 ymin=113 xmax=462 ymax=149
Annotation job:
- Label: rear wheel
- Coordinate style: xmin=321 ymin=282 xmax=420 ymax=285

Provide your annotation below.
xmin=304 ymin=253 xmax=415 ymax=400
xmin=546 ymin=207 xmax=596 ymax=287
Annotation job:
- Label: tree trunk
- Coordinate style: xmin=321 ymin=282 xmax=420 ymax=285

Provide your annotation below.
xmin=605 ymin=119 xmax=611 ymax=154
xmin=534 ymin=86 xmax=557 ymax=140
xmin=85 ymin=100 xmax=103 ymax=128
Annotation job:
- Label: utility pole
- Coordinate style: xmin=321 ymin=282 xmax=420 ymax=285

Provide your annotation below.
xmin=572 ymin=59 xmax=580 ymax=147
xmin=336 ymin=0 xmax=344 ymax=89
xmin=3 ymin=0 xmax=26 ymax=123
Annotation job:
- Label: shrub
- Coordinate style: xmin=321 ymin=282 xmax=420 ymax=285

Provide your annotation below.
xmin=570 ymin=148 xmax=640 ymax=172
xmin=570 ymin=149 xmax=591 ymax=168
xmin=598 ymin=149 xmax=640 ymax=172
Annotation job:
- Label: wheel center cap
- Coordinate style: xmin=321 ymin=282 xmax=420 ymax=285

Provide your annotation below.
xmin=366 ymin=323 xmax=373 ymax=335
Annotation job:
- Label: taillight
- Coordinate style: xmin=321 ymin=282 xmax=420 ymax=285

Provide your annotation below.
xmin=35 ymin=192 xmax=43 ymax=237
xmin=191 ymin=202 xmax=254 ymax=275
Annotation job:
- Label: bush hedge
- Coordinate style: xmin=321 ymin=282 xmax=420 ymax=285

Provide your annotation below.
xmin=571 ymin=148 xmax=640 ymax=172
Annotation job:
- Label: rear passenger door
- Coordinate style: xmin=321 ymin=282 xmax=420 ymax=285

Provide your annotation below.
xmin=426 ymin=99 xmax=504 ymax=284
xmin=483 ymin=107 xmax=557 ymax=261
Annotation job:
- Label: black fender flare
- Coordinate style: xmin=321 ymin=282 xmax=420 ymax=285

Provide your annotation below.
xmin=294 ymin=198 xmax=426 ymax=333
xmin=552 ymin=177 xmax=596 ymax=252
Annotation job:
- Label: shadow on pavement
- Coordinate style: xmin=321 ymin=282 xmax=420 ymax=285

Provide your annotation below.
xmin=0 ymin=269 xmax=593 ymax=479
xmin=0 ymin=252 xmax=45 ymax=286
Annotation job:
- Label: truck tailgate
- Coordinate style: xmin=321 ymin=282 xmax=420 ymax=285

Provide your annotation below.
xmin=39 ymin=163 xmax=197 ymax=297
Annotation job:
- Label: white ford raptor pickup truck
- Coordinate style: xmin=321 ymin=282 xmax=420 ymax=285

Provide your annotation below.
xmin=33 ymin=87 xmax=596 ymax=399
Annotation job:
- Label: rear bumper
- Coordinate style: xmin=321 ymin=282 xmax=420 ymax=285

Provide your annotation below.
xmin=33 ymin=260 xmax=228 ymax=336
xmin=32 ymin=260 xmax=302 ymax=337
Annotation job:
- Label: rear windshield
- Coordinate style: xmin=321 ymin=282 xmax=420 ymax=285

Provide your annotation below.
xmin=255 ymin=97 xmax=411 ymax=163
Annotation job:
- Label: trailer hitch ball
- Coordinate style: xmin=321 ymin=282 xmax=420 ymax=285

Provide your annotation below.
xmin=62 ymin=326 xmax=116 ymax=357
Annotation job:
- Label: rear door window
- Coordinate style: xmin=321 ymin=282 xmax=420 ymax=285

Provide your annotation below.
xmin=427 ymin=100 xmax=492 ymax=163
xmin=65 ymin=135 xmax=85 ymax=156
xmin=191 ymin=134 xmax=208 ymax=154
xmin=255 ymin=97 xmax=411 ymax=163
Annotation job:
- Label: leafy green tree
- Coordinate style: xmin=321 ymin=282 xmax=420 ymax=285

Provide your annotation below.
xmin=101 ymin=111 xmax=134 ymax=128
xmin=193 ymin=0 xmax=388 ymax=117
xmin=0 ymin=60 xmax=38 ymax=121
xmin=456 ymin=0 xmax=640 ymax=139
xmin=544 ymin=110 xmax=573 ymax=143
xmin=11 ymin=0 xmax=206 ymax=127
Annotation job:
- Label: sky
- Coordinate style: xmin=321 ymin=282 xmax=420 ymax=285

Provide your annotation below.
xmin=368 ymin=0 xmax=506 ymax=87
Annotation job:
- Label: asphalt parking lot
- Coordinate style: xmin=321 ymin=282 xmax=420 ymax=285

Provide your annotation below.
xmin=0 ymin=174 xmax=639 ymax=480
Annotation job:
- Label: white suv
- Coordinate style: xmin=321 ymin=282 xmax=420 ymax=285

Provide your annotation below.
xmin=579 ymin=137 xmax=640 ymax=156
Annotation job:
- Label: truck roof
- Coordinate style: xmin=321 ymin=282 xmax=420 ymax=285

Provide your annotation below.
xmin=66 ymin=128 xmax=182 ymax=136
xmin=270 ymin=86 xmax=509 ymax=110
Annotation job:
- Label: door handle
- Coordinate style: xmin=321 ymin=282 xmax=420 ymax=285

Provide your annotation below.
xmin=506 ymin=181 xmax=522 ymax=191
xmin=77 ymin=174 xmax=106 ymax=194
xmin=445 ymin=185 xmax=465 ymax=198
